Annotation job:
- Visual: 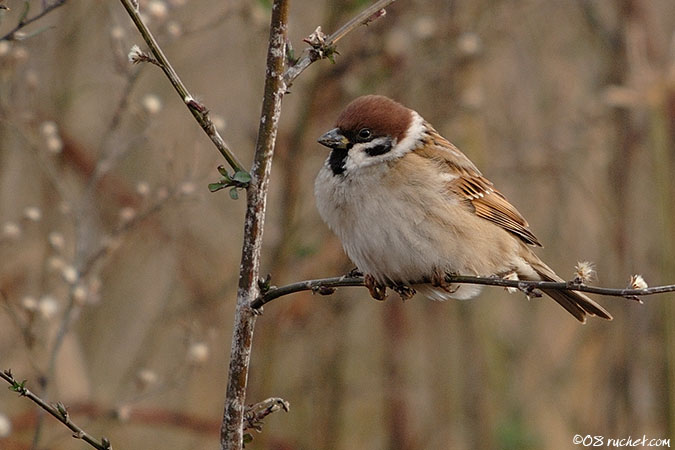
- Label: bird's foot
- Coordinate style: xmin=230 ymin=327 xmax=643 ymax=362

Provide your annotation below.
xmin=500 ymin=271 xmax=520 ymax=294
xmin=364 ymin=274 xmax=387 ymax=301
xmin=347 ymin=267 xmax=363 ymax=278
xmin=392 ymin=284 xmax=416 ymax=301
xmin=431 ymin=270 xmax=459 ymax=293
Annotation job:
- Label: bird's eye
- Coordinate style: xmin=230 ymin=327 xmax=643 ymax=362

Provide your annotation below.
xmin=357 ymin=128 xmax=372 ymax=141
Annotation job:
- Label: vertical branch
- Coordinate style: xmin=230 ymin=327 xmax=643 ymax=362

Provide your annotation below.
xmin=220 ymin=1 xmax=288 ymax=449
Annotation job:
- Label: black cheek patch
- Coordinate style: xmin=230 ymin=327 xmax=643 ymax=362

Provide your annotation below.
xmin=364 ymin=140 xmax=392 ymax=157
xmin=329 ymin=148 xmax=349 ymax=175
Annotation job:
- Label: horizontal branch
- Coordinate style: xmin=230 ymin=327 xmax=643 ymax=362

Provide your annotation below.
xmin=1 ymin=369 xmax=111 ymax=450
xmin=283 ymin=0 xmax=397 ymax=87
xmin=251 ymin=274 xmax=675 ymax=309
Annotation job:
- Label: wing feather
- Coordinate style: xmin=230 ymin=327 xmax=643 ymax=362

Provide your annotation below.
xmin=415 ymin=126 xmax=542 ymax=247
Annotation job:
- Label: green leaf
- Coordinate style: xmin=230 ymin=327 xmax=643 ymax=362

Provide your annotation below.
xmin=9 ymin=379 xmax=27 ymax=393
xmin=208 ymin=182 xmax=226 ymax=193
xmin=217 ymin=165 xmax=230 ymax=178
xmin=56 ymin=402 xmax=69 ymax=419
xmin=243 ymin=433 xmax=254 ymax=444
xmin=229 ymin=187 xmax=239 ymax=200
xmin=232 ymin=171 xmax=252 ymax=184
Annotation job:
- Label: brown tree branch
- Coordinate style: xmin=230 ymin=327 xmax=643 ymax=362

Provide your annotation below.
xmin=251 ymin=274 xmax=675 ymax=309
xmin=0 ymin=0 xmax=68 ymax=42
xmin=0 ymin=370 xmax=111 ymax=450
xmin=219 ymin=1 xmax=288 ymax=449
xmin=283 ymin=0 xmax=396 ymax=88
xmin=117 ymin=0 xmax=245 ymax=174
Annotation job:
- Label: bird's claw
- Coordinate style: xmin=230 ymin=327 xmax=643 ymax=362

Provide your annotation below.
xmin=431 ymin=270 xmax=459 ymax=293
xmin=392 ymin=284 xmax=416 ymax=301
xmin=364 ymin=274 xmax=387 ymax=300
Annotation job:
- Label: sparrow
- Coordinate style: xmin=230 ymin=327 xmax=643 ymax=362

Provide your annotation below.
xmin=314 ymin=95 xmax=612 ymax=322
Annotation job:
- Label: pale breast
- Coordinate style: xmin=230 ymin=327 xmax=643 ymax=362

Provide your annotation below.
xmin=315 ymin=159 xmax=456 ymax=283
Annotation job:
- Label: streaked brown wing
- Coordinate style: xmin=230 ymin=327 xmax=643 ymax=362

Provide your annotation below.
xmin=416 ymin=124 xmax=542 ymax=247
xmin=450 ymin=172 xmax=542 ymax=247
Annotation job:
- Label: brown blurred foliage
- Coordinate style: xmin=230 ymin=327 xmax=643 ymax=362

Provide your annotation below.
xmin=1 ymin=0 xmax=675 ymax=449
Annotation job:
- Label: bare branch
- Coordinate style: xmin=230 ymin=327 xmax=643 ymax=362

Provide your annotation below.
xmin=220 ymin=1 xmax=288 ymax=449
xmin=251 ymin=274 xmax=675 ymax=309
xmin=0 ymin=0 xmax=67 ymax=42
xmin=0 ymin=369 xmax=112 ymax=450
xmin=117 ymin=0 xmax=245 ymax=174
xmin=283 ymin=0 xmax=396 ymax=88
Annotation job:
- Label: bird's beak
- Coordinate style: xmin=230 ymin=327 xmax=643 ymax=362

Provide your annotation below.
xmin=318 ymin=128 xmax=349 ymax=150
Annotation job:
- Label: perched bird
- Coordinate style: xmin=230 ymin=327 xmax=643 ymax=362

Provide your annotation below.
xmin=314 ymin=95 xmax=611 ymax=322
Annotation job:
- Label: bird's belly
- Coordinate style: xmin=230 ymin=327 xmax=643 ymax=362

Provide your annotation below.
xmin=315 ymin=166 xmax=519 ymax=299
xmin=316 ymin=168 xmax=456 ymax=281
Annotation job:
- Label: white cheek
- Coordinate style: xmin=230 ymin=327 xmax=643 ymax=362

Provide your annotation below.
xmin=344 ymin=140 xmax=391 ymax=171
xmin=344 ymin=143 xmax=371 ymax=171
xmin=343 ymin=112 xmax=427 ymax=173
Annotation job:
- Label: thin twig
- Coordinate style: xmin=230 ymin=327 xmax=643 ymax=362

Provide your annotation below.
xmin=244 ymin=397 xmax=289 ymax=433
xmin=251 ymin=275 xmax=675 ymax=309
xmin=0 ymin=369 xmax=112 ymax=450
xmin=283 ymin=0 xmax=396 ymax=87
xmin=117 ymin=0 xmax=245 ymax=174
xmin=219 ymin=1 xmax=289 ymax=449
xmin=0 ymin=0 xmax=67 ymax=41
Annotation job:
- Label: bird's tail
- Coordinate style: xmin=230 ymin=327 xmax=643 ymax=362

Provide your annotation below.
xmin=525 ymin=256 xmax=612 ymax=323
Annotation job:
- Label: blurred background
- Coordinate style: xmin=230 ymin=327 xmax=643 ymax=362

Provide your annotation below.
xmin=1 ymin=0 xmax=674 ymax=448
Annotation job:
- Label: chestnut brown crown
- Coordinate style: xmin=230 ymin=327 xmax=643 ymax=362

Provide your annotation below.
xmin=334 ymin=95 xmax=413 ymax=143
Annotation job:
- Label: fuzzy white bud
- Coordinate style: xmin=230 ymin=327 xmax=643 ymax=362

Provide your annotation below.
xmin=110 ymin=26 xmax=125 ymax=41
xmin=48 ymin=231 xmax=66 ymax=251
xmin=40 ymin=121 xmax=58 ymax=137
xmin=136 ymin=369 xmax=159 ymax=390
xmin=128 ymin=44 xmax=143 ymax=63
xmin=23 ymin=206 xmax=42 ymax=222
xmin=61 ymin=265 xmax=79 ymax=284
xmin=119 ymin=207 xmax=136 ymax=223
xmin=166 ymin=21 xmax=182 ymax=38
xmin=457 ymin=32 xmax=482 ymax=56
xmin=0 ymin=413 xmax=11 ymax=438
xmin=72 ymin=284 xmax=88 ymax=305
xmin=46 ymin=135 xmax=64 ymax=154
xmin=141 ymin=94 xmax=162 ymax=115
xmin=2 ymin=222 xmax=21 ymax=240
xmin=115 ymin=404 xmax=132 ymax=422
xmin=136 ymin=181 xmax=151 ymax=196
xmin=147 ymin=1 xmax=168 ymax=20
xmin=21 ymin=296 xmax=38 ymax=312
xmin=573 ymin=261 xmax=596 ymax=284
xmin=187 ymin=342 xmax=209 ymax=364
xmin=629 ymin=274 xmax=648 ymax=290
xmin=38 ymin=296 xmax=59 ymax=319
